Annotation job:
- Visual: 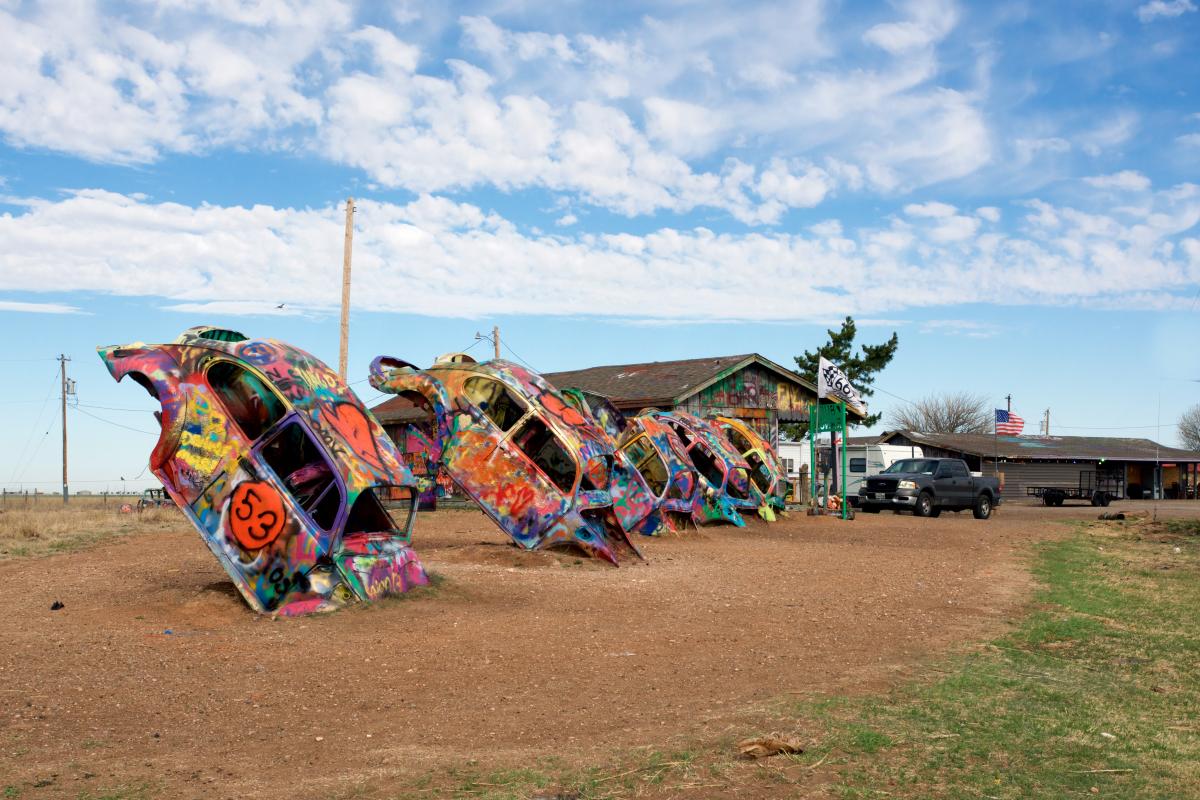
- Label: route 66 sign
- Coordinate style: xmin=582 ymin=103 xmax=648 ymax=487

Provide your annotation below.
xmin=817 ymin=357 xmax=866 ymax=415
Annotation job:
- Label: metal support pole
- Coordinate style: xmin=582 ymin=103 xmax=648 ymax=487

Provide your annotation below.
xmin=841 ymin=403 xmax=848 ymax=520
xmin=809 ymin=403 xmax=817 ymax=513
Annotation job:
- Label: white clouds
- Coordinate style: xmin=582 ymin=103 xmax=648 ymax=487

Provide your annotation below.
xmin=905 ymin=201 xmax=957 ymax=218
xmin=1137 ymin=0 xmax=1197 ymax=22
xmin=1078 ymin=112 xmax=1139 ymax=157
xmin=1 ymin=186 xmax=1196 ymax=323
xmin=0 ymin=2 xmax=1005 ymax=224
xmin=1178 ymin=133 xmax=1200 ymax=147
xmin=0 ymin=300 xmax=84 ymax=314
xmin=643 ymin=97 xmax=725 ymax=159
xmin=1084 ymin=171 xmax=1152 ymax=192
xmin=0 ymin=1 xmax=346 ymax=161
xmin=863 ymin=0 xmax=959 ymax=54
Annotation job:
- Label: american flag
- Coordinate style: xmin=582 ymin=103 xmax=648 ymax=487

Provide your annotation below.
xmin=995 ymin=409 xmax=1024 ymax=436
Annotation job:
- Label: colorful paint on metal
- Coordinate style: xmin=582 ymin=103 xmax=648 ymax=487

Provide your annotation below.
xmin=369 ymin=354 xmax=642 ymax=565
xmin=559 ymin=388 xmax=667 ymax=537
xmin=617 ymin=413 xmax=701 ymax=530
xmin=561 ymin=388 xmax=627 ymax=442
xmin=98 ymin=326 xmax=429 ymax=616
xmin=641 ymin=410 xmax=767 ymax=527
xmin=711 ymin=415 xmax=788 ymax=520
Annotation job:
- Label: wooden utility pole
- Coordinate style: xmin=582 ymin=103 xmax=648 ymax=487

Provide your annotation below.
xmin=59 ymin=354 xmax=70 ymax=505
xmin=338 ymin=197 xmax=355 ymax=380
xmin=492 ymin=325 xmax=500 ymax=360
xmin=1043 ymin=408 xmax=1051 ymax=437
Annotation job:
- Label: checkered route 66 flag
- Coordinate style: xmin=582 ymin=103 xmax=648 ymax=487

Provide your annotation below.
xmin=818 ymin=357 xmax=866 ymax=415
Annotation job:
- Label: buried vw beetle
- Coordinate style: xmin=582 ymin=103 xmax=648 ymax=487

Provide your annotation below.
xmin=369 ymin=355 xmax=641 ymax=564
xmin=642 ymin=410 xmax=767 ymax=526
xmin=616 ymin=413 xmax=700 ymax=531
xmin=558 ymin=387 xmax=667 ymax=537
xmin=711 ymin=416 xmax=789 ymax=514
xmin=98 ymin=326 xmax=429 ymax=616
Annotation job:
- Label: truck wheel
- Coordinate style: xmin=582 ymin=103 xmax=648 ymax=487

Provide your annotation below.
xmin=1090 ymin=492 xmax=1101 ymax=507
xmin=1099 ymin=492 xmax=1111 ymax=507
xmin=973 ymin=494 xmax=992 ymax=519
xmin=915 ymin=492 xmax=934 ymax=517
xmin=1042 ymin=493 xmax=1054 ymax=507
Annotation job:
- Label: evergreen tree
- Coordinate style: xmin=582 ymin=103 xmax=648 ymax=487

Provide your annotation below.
xmin=793 ymin=316 xmax=898 ymax=431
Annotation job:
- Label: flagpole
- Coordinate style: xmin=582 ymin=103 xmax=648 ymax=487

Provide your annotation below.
xmin=841 ymin=402 xmax=848 ymax=520
xmin=994 ymin=407 xmax=999 ymax=478
xmin=809 ymin=402 xmax=817 ymax=514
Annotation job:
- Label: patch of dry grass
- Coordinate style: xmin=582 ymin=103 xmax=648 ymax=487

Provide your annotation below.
xmin=0 ymin=505 xmax=184 ymax=559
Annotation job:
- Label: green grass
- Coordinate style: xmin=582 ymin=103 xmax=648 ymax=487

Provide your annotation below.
xmin=781 ymin=527 xmax=1200 ymax=799
xmin=374 ymin=521 xmax=1200 ymax=799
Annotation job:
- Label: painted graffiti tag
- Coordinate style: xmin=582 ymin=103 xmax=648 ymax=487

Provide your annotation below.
xmin=228 ymin=480 xmax=286 ymax=550
xmin=320 ymin=401 xmax=385 ymax=471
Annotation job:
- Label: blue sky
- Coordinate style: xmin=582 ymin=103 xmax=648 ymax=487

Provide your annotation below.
xmin=1 ymin=0 xmax=1199 ymax=492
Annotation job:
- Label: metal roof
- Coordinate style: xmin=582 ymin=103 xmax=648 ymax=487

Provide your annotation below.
xmin=543 ymin=353 xmax=820 ymax=412
xmin=880 ymin=430 xmax=1200 ymax=463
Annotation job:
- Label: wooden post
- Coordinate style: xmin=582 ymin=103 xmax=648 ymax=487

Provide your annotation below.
xmin=59 ymin=354 xmax=70 ymax=505
xmin=493 ymin=325 xmax=500 ymax=360
xmin=338 ymin=197 xmax=355 ymax=380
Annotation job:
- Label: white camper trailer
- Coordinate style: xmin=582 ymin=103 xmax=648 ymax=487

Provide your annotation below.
xmin=842 ymin=442 xmax=924 ymax=505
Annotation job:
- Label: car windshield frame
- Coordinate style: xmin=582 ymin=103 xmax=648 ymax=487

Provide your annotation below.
xmin=882 ymin=459 xmax=941 ymax=475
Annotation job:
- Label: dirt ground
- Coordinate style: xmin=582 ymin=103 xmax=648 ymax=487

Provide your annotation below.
xmin=2 ymin=499 xmax=1196 ymax=799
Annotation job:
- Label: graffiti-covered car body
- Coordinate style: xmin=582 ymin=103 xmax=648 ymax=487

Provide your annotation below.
xmin=98 ymin=327 xmax=428 ymax=616
xmin=617 ymin=413 xmax=700 ymax=528
xmin=559 ymin=388 xmax=666 ymax=537
xmin=561 ymin=388 xmax=627 ymax=442
xmin=642 ymin=410 xmax=762 ymax=526
xmin=711 ymin=416 xmax=789 ymax=513
xmin=369 ymin=355 xmax=641 ymax=564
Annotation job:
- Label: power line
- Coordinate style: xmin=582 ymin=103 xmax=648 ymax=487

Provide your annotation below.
xmin=13 ymin=416 xmax=57 ymax=485
xmin=8 ymin=367 xmax=61 ymax=484
xmin=73 ymin=405 xmax=158 ymax=435
xmin=73 ymin=402 xmax=157 ymax=413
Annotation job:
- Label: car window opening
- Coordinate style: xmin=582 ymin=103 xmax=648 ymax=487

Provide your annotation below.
xmin=208 ymin=361 xmax=286 ymax=441
xmin=689 ymin=443 xmax=725 ymax=489
xmin=727 ymin=467 xmax=751 ymax=499
xmin=581 ymin=455 xmax=612 ymax=492
xmin=622 ymin=436 xmax=669 ymax=496
xmin=513 ymin=416 xmax=576 ymax=493
xmin=667 ymin=420 xmax=693 ymax=447
xmin=464 ymin=377 xmax=527 ymax=431
xmin=345 ymin=486 xmax=415 ymax=539
xmin=727 ymin=428 xmax=753 ymax=455
xmin=260 ymin=421 xmax=341 ymax=531
xmin=745 ymin=452 xmax=772 ymax=492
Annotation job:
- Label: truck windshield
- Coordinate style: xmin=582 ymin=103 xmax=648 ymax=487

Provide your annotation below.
xmin=883 ymin=459 xmax=940 ymax=475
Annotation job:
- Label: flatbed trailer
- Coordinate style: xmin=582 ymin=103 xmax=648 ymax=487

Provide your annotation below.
xmin=1027 ymin=470 xmax=1123 ymax=507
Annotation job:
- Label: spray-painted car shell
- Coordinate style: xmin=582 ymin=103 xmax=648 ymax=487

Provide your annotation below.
xmin=369 ymin=356 xmax=641 ymax=565
xmin=712 ymin=416 xmax=789 ymax=512
xmin=617 ymin=414 xmax=700 ymax=525
xmin=560 ymin=388 xmax=627 ymax=442
xmin=98 ymin=327 xmax=429 ymax=616
xmin=559 ymin=388 xmax=666 ymax=537
xmin=642 ymin=410 xmax=762 ymax=527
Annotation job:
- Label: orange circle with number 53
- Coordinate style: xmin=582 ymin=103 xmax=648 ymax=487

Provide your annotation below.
xmin=228 ymin=481 xmax=286 ymax=550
